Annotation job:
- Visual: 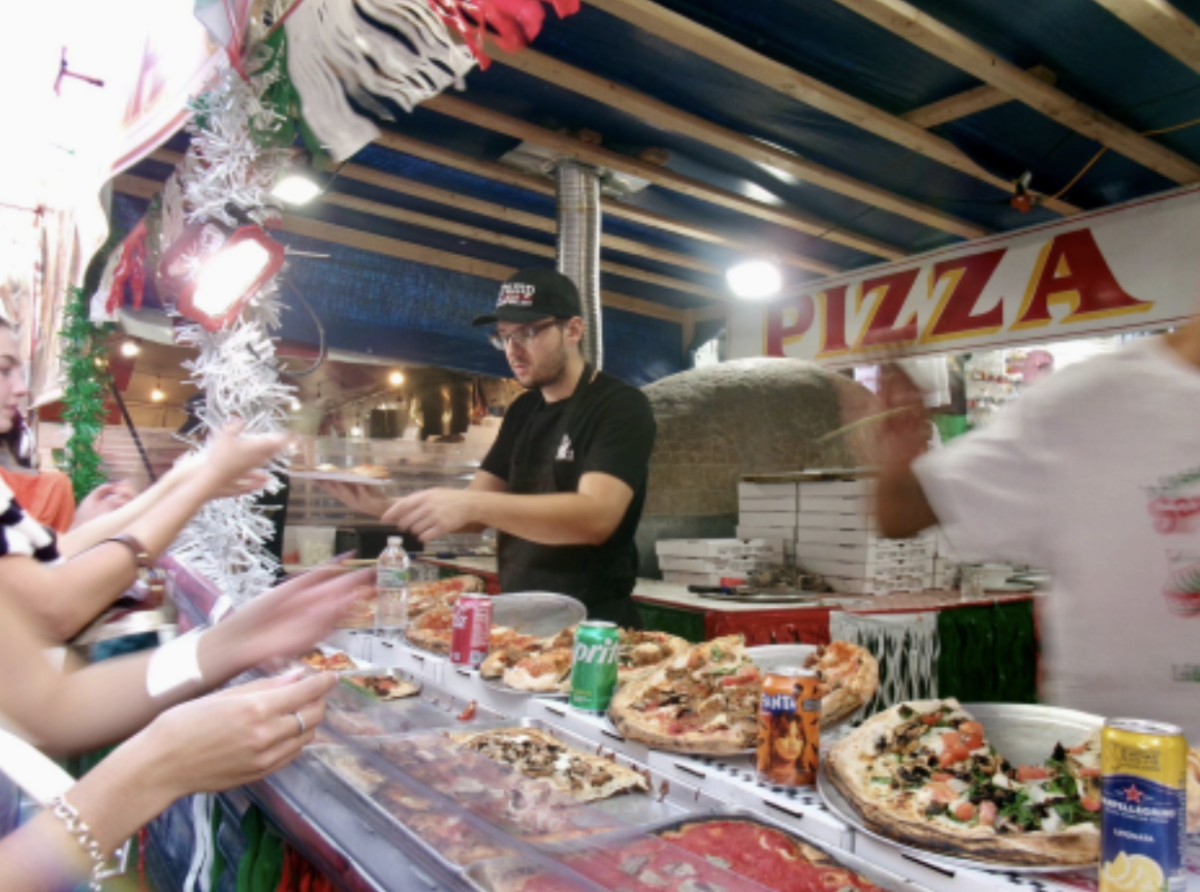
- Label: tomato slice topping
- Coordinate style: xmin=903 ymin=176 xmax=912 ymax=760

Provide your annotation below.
xmin=941 ymin=731 xmax=962 ymax=749
xmin=921 ymin=713 xmax=942 ymax=726
xmin=978 ymin=801 xmax=997 ymax=826
xmin=1016 ymin=765 xmax=1050 ymax=782
xmin=953 ymin=802 xmax=976 ymax=822
xmin=929 ymin=783 xmax=956 ymax=804
xmin=962 ymin=733 xmax=985 ymax=752
xmin=931 ymin=772 xmax=954 ymax=782
xmin=958 ymin=721 xmax=984 ymax=737
xmin=1081 ymin=797 xmax=1102 ymax=812
xmin=1078 ymin=767 xmax=1102 ymax=778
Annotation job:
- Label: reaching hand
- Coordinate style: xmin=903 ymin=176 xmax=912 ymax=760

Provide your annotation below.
xmin=72 ymin=481 xmax=138 ymax=528
xmin=197 ymin=420 xmax=290 ymax=496
xmin=382 ymin=488 xmax=476 ymax=542
xmin=211 ymin=564 xmax=375 ymax=670
xmin=318 ymin=481 xmax=393 ymax=519
xmin=135 ymin=671 xmax=335 ymax=796
xmin=877 ymin=362 xmax=933 ymax=468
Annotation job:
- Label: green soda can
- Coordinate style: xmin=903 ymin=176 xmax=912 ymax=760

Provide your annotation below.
xmin=569 ymin=621 xmax=620 ymax=713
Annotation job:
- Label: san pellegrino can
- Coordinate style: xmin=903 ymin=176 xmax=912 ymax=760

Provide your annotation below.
xmin=1099 ymin=718 xmax=1188 ymax=892
xmin=569 ymin=621 xmax=620 ymax=713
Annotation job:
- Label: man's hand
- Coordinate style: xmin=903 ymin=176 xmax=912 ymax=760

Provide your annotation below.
xmin=878 ymin=362 xmax=933 ymax=468
xmin=383 ymin=488 xmax=478 ymax=542
xmin=318 ymin=481 xmax=393 ymax=519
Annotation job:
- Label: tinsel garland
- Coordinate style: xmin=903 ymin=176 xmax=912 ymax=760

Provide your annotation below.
xmin=169 ymin=54 xmax=294 ymax=603
xmin=59 ymin=286 xmax=115 ymax=501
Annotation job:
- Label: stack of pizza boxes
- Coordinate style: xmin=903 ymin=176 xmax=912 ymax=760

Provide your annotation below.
xmin=735 ymin=480 xmax=801 ymax=543
xmin=655 ymin=538 xmax=787 ymax=586
xmin=791 ymin=479 xmax=936 ymax=594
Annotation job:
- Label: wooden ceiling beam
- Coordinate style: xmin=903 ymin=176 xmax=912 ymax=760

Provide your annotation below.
xmin=488 ymin=44 xmax=989 ymax=240
xmin=113 ymin=173 xmax=688 ymax=324
xmin=1090 ymin=0 xmax=1200 ymax=78
xmin=322 ymin=191 xmax=728 ymax=300
xmin=585 ymin=0 xmax=1080 ymax=216
xmin=903 ymin=65 xmax=1057 ymax=129
xmin=151 ymin=148 xmax=722 ymax=277
xmin=829 ymin=0 xmax=1200 ymax=184
xmin=424 ymin=93 xmax=909 ymax=261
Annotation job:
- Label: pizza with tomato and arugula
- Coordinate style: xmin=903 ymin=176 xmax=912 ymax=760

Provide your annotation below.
xmin=825 ymin=698 xmax=1102 ymax=866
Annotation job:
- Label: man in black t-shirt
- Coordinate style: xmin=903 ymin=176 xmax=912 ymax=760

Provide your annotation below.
xmin=333 ymin=268 xmax=656 ymax=624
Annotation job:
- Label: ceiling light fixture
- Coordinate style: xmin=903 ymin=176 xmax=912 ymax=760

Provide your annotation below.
xmin=151 ymin=377 xmax=165 ymax=402
xmin=350 ymin=425 xmax=363 ymax=438
xmin=726 ymin=259 xmax=782 ymax=300
xmin=120 ymin=340 xmax=140 ymax=357
xmin=389 ymin=370 xmax=405 ymax=386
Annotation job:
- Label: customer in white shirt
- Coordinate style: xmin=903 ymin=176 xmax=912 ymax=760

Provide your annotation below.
xmin=875 ymin=326 xmax=1200 ymax=744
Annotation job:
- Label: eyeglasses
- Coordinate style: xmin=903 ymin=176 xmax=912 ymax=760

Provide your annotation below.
xmin=489 ymin=319 xmax=562 ymax=351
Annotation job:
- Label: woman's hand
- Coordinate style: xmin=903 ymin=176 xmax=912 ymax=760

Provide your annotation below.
xmin=201 ymin=564 xmax=374 ymax=674
xmin=194 ymin=420 xmax=290 ymax=497
xmin=133 ymin=671 xmax=335 ymax=796
xmin=72 ymin=481 xmax=138 ymax=529
xmin=318 ymin=480 xmax=394 ymax=519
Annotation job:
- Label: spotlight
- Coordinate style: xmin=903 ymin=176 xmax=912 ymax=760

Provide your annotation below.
xmin=726 ymin=259 xmax=782 ymax=300
xmin=120 ymin=340 xmax=140 ymax=357
xmin=271 ymin=173 xmax=322 ymax=206
xmin=151 ymin=377 xmax=165 ymax=402
xmin=389 ymin=370 xmax=405 ymax=386
xmin=350 ymin=425 xmax=363 ymax=438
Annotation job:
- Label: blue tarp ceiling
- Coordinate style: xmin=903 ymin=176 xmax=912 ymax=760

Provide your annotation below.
xmin=123 ymin=0 xmax=1200 ymax=383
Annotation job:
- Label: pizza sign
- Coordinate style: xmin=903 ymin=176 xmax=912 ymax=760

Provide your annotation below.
xmin=728 ymin=185 xmax=1200 ymax=366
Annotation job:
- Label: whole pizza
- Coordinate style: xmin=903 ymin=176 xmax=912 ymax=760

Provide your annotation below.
xmin=825 ymin=698 xmax=1102 ymax=866
xmin=337 ymin=574 xmax=483 ymax=630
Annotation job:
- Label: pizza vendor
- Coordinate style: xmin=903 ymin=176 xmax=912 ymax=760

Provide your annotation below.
xmin=328 ymin=268 xmax=656 ymax=627
xmin=871 ymin=317 xmax=1200 ymax=742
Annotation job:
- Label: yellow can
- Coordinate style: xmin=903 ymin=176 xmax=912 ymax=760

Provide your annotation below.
xmin=1099 ymin=719 xmax=1188 ymax=892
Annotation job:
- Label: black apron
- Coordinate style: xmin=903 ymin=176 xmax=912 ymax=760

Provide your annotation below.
xmin=497 ymin=365 xmax=642 ymax=627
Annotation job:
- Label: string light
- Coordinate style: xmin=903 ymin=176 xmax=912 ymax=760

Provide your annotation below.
xmin=120 ymin=340 xmax=140 ymax=357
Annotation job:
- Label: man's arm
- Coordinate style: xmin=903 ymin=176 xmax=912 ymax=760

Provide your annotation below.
xmin=384 ymin=471 xmax=632 ymax=545
xmin=876 ymin=464 xmax=939 ymax=538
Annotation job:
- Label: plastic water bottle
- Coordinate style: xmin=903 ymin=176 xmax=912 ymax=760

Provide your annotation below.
xmin=376 ymin=537 xmax=409 ymax=641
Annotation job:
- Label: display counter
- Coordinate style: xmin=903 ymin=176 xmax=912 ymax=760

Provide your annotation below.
xmin=149 ymin=559 xmax=1197 ymax=892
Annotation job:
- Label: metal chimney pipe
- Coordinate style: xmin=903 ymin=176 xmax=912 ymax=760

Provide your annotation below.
xmin=555 ymin=161 xmax=603 ymax=370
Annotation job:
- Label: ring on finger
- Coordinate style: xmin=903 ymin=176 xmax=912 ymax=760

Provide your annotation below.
xmin=293 ymin=711 xmax=306 ymax=735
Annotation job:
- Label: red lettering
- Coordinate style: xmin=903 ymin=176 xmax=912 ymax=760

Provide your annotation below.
xmin=1014 ymin=229 xmax=1151 ymax=330
xmin=765 ymin=295 xmax=815 ymax=356
xmin=924 ymin=249 xmax=1007 ymax=342
xmin=856 ymin=269 xmax=920 ymax=349
xmin=817 ymin=285 xmax=851 ymax=357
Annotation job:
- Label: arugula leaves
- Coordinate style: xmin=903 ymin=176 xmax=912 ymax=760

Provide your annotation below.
xmin=999 ymin=789 xmax=1041 ymax=831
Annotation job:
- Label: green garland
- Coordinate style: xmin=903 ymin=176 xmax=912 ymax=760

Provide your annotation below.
xmin=59 ymin=286 xmax=115 ymax=501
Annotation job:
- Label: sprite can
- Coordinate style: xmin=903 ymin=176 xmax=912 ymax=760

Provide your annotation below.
xmin=569 ymin=621 xmax=620 ymax=713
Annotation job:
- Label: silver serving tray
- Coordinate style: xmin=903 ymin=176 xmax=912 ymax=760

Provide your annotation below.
xmin=480 ymin=676 xmax=570 ymax=700
xmin=698 ymin=590 xmax=822 ymax=604
xmin=747 ymin=644 xmax=818 ymax=673
xmin=817 ymin=701 xmax=1104 ymax=874
xmin=490 ymin=592 xmax=588 ymax=637
xmin=325 ymin=671 xmax=505 ymax=737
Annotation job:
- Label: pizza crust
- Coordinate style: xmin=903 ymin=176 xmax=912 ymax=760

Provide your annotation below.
xmin=805 ymin=641 xmax=880 ymax=727
xmin=1187 ymin=747 xmax=1199 ymax=834
xmin=825 ymin=700 xmax=1100 ymax=866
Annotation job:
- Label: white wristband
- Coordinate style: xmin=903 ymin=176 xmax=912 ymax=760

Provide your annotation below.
xmin=146 ymin=629 xmax=205 ymax=698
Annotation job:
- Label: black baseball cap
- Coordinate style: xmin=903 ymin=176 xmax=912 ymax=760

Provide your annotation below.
xmin=472 ymin=268 xmax=583 ymax=326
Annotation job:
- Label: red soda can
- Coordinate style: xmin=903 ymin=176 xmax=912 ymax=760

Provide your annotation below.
xmin=450 ymin=594 xmax=492 ymax=668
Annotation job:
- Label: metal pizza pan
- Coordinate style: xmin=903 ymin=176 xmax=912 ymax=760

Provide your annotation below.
xmin=489 ymin=592 xmax=588 ymax=637
xmin=816 ymin=702 xmax=1104 ymax=874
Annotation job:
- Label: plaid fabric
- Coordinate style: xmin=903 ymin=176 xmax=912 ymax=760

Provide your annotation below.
xmin=0 ymin=476 xmax=60 ymax=563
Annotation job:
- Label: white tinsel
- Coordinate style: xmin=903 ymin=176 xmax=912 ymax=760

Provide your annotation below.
xmin=170 ymin=57 xmax=294 ymax=603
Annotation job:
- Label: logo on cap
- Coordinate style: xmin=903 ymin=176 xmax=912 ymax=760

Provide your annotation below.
xmin=498 ymin=283 xmax=535 ymax=307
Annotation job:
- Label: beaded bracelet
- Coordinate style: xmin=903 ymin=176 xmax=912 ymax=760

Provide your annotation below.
xmin=48 ymin=795 xmax=129 ymax=891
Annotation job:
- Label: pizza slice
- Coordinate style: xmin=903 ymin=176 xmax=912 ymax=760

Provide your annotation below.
xmin=608 ymin=635 xmax=762 ymax=755
xmin=342 ymin=673 xmax=421 ymax=701
xmin=826 ymin=699 xmax=1101 ymax=866
xmin=449 ymin=727 xmax=651 ymax=802
xmin=300 ymin=649 xmax=356 ymax=671
xmin=503 ymin=648 xmax=574 ymax=693
xmin=405 ymin=606 xmax=455 ymax=654
xmin=803 ymin=640 xmax=880 ymax=727
xmin=309 ymin=748 xmax=387 ymax=795
xmin=618 ymin=630 xmax=690 ymax=684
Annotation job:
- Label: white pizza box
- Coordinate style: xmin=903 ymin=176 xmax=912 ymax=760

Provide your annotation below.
xmin=736 ymin=524 xmax=798 ymax=541
xmin=738 ymin=495 xmax=799 ymax=513
xmin=739 ymin=507 xmax=800 ymax=522
xmin=658 ymin=555 xmax=759 ymax=574
xmin=795 ymin=540 xmax=934 ymax=565
xmin=800 ymin=494 xmax=874 ymax=513
xmin=529 ymin=699 xmax=657 ymax=764
xmin=440 ymin=663 xmax=534 ymax=717
xmin=798 ymin=479 xmax=875 ymax=497
xmin=644 ymin=751 xmax=854 ymax=851
xmin=795 ymin=511 xmax=877 ymax=531
xmin=655 ymin=538 xmax=784 ymax=559
xmin=800 ymin=557 xmax=934 ymax=581
xmin=738 ymin=481 xmax=799 ymax=500
xmin=823 ymin=576 xmax=923 ymax=595
xmin=849 ymin=835 xmax=1013 ymax=892
xmin=797 ymin=527 xmax=880 ymax=546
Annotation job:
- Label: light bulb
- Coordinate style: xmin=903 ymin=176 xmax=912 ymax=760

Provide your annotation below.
xmin=350 ymin=426 xmax=363 ymax=437
xmin=270 ymin=173 xmax=322 ymax=205
xmin=191 ymin=240 xmax=274 ymax=316
xmin=389 ymin=370 xmax=405 ymax=386
xmin=151 ymin=387 xmax=165 ymax=402
xmin=290 ymin=398 xmax=301 ymax=411
xmin=120 ymin=340 xmax=140 ymax=357
xmin=726 ymin=259 xmax=782 ymax=299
